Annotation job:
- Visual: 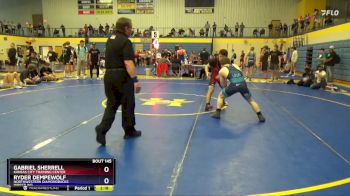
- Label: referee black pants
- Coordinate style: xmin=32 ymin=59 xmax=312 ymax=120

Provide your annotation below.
xmin=96 ymin=69 xmax=136 ymax=134
xmin=90 ymin=61 xmax=99 ymax=78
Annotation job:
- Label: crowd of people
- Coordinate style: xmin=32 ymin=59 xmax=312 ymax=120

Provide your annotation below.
xmin=1 ymin=38 xmax=340 ymax=92
xmin=1 ymin=8 xmax=338 ymax=38
xmin=0 ymin=40 xmax=104 ymax=89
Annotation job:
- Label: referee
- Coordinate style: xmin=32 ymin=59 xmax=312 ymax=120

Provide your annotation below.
xmin=95 ymin=17 xmax=141 ymax=145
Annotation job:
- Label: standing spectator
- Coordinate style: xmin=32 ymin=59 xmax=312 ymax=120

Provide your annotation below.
xmin=204 ymin=21 xmax=210 ymax=37
xmin=231 ymin=49 xmax=237 ymax=64
xmin=60 ymin=24 xmax=65 ymax=37
xmin=11 ymin=21 xmax=16 ymax=34
xmin=99 ymin=24 xmax=104 ymax=36
xmin=260 ymin=47 xmax=269 ymax=81
xmin=111 ymin=24 xmax=115 ymax=33
xmin=324 ymin=45 xmax=337 ymax=82
xmin=17 ymin=23 xmax=22 ymax=35
xmin=235 ymin=22 xmax=239 ymax=36
xmin=46 ymin=23 xmax=51 ymax=37
xmin=277 ymin=23 xmax=282 ymax=37
xmin=7 ymin=43 xmax=17 ymax=72
xmin=47 ymin=46 xmax=58 ymax=71
xmin=316 ymin=48 xmax=326 ymax=69
xmin=88 ymin=24 xmax=93 ymax=35
xmin=84 ymin=24 xmax=88 ymax=35
xmin=88 ymin=43 xmax=101 ymax=79
xmin=0 ymin=20 xmax=3 ymax=33
xmin=239 ymin=50 xmax=245 ymax=69
xmin=268 ymin=22 xmax=273 ymax=37
xmin=239 ymin=22 xmax=245 ymax=37
xmin=283 ymin=23 xmax=288 ymax=36
xmin=63 ymin=41 xmax=74 ymax=77
xmin=289 ymin=46 xmax=298 ymax=76
xmin=76 ymin=40 xmax=88 ymax=79
xmin=17 ymin=47 xmax=24 ymax=71
xmin=105 ymin=23 xmax=110 ymax=35
xmin=245 ymin=47 xmax=256 ymax=81
xmin=212 ymin=22 xmax=217 ymax=37
xmin=199 ymin=48 xmax=210 ymax=65
xmin=313 ymin=9 xmax=322 ymax=29
xmin=300 ymin=17 xmax=305 ymax=33
xmin=198 ymin=48 xmax=209 ymax=79
xmin=224 ymin=24 xmax=229 ymax=35
xmin=176 ymin=46 xmax=187 ymax=63
xmin=269 ymin=45 xmax=282 ymax=81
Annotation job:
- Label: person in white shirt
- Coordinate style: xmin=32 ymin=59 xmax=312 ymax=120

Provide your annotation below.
xmin=310 ymin=65 xmax=327 ymax=89
xmin=76 ymin=40 xmax=88 ymax=79
xmin=289 ymin=47 xmax=298 ymax=76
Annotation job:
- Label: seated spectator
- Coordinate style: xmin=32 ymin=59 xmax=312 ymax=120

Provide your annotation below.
xmin=188 ymin=28 xmax=195 ymax=37
xmin=310 ymin=65 xmax=327 ymax=89
xmin=20 ymin=64 xmax=41 ymax=85
xmin=199 ymin=28 xmax=205 ymax=37
xmin=297 ymin=67 xmax=314 ymax=87
xmin=25 ymin=52 xmax=39 ymax=70
xmin=53 ymin=29 xmax=60 ymax=37
xmin=40 ymin=63 xmax=58 ymax=81
xmin=260 ymin=28 xmax=265 ymax=37
xmin=178 ymin=28 xmax=185 ymax=36
xmin=253 ymin=28 xmax=258 ymax=37
xmin=0 ymin=72 xmax=22 ymax=89
xmin=171 ymin=55 xmax=181 ymax=76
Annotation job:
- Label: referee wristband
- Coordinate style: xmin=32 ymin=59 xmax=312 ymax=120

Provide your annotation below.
xmin=132 ymin=76 xmax=139 ymax=83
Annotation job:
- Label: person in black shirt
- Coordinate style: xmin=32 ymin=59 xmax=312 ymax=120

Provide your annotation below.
xmin=88 ymin=43 xmax=101 ymax=79
xmin=25 ymin=52 xmax=39 ymax=70
xmin=47 ymin=46 xmax=57 ymax=71
xmin=25 ymin=41 xmax=34 ymax=59
xmin=21 ymin=64 xmax=41 ymax=85
xmin=199 ymin=48 xmax=210 ymax=79
xmin=269 ymin=45 xmax=282 ymax=81
xmin=95 ymin=17 xmax=142 ymax=145
xmin=260 ymin=47 xmax=269 ymax=80
xmin=7 ymin=43 xmax=17 ymax=72
xmin=63 ymin=42 xmax=74 ymax=77
xmin=40 ymin=63 xmax=58 ymax=81
xmin=324 ymin=45 xmax=336 ymax=82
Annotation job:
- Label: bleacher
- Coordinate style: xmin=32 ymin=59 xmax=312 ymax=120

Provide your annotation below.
xmin=296 ymin=39 xmax=350 ymax=81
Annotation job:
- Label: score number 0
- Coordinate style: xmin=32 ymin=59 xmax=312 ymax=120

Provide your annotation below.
xmin=103 ymin=166 xmax=110 ymax=184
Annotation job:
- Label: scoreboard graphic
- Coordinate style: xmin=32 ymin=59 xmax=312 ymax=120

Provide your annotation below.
xmin=7 ymin=158 xmax=115 ymax=191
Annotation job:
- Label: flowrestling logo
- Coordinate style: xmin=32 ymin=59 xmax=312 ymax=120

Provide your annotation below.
xmin=321 ymin=10 xmax=340 ymax=16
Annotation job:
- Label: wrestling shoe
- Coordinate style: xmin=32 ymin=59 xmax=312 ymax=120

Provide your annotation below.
xmin=211 ymin=109 xmax=221 ymax=119
xmin=205 ymin=104 xmax=213 ymax=111
xmin=124 ymin=130 xmax=142 ymax=139
xmin=258 ymin=113 xmax=266 ymax=123
xmin=95 ymin=127 xmax=106 ymax=145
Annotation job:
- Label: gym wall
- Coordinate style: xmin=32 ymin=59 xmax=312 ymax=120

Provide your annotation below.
xmin=41 ymin=0 xmax=297 ymax=29
xmin=0 ymin=0 xmax=42 ymax=24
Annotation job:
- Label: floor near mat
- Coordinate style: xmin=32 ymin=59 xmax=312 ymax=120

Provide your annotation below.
xmin=0 ymin=78 xmax=349 ymax=195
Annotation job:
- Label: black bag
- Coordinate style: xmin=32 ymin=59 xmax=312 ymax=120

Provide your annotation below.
xmin=333 ymin=53 xmax=340 ymax=64
xmin=287 ymin=79 xmax=295 ymax=84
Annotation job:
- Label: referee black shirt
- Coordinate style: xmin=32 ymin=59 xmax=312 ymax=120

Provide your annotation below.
xmin=105 ymin=31 xmax=134 ymax=69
